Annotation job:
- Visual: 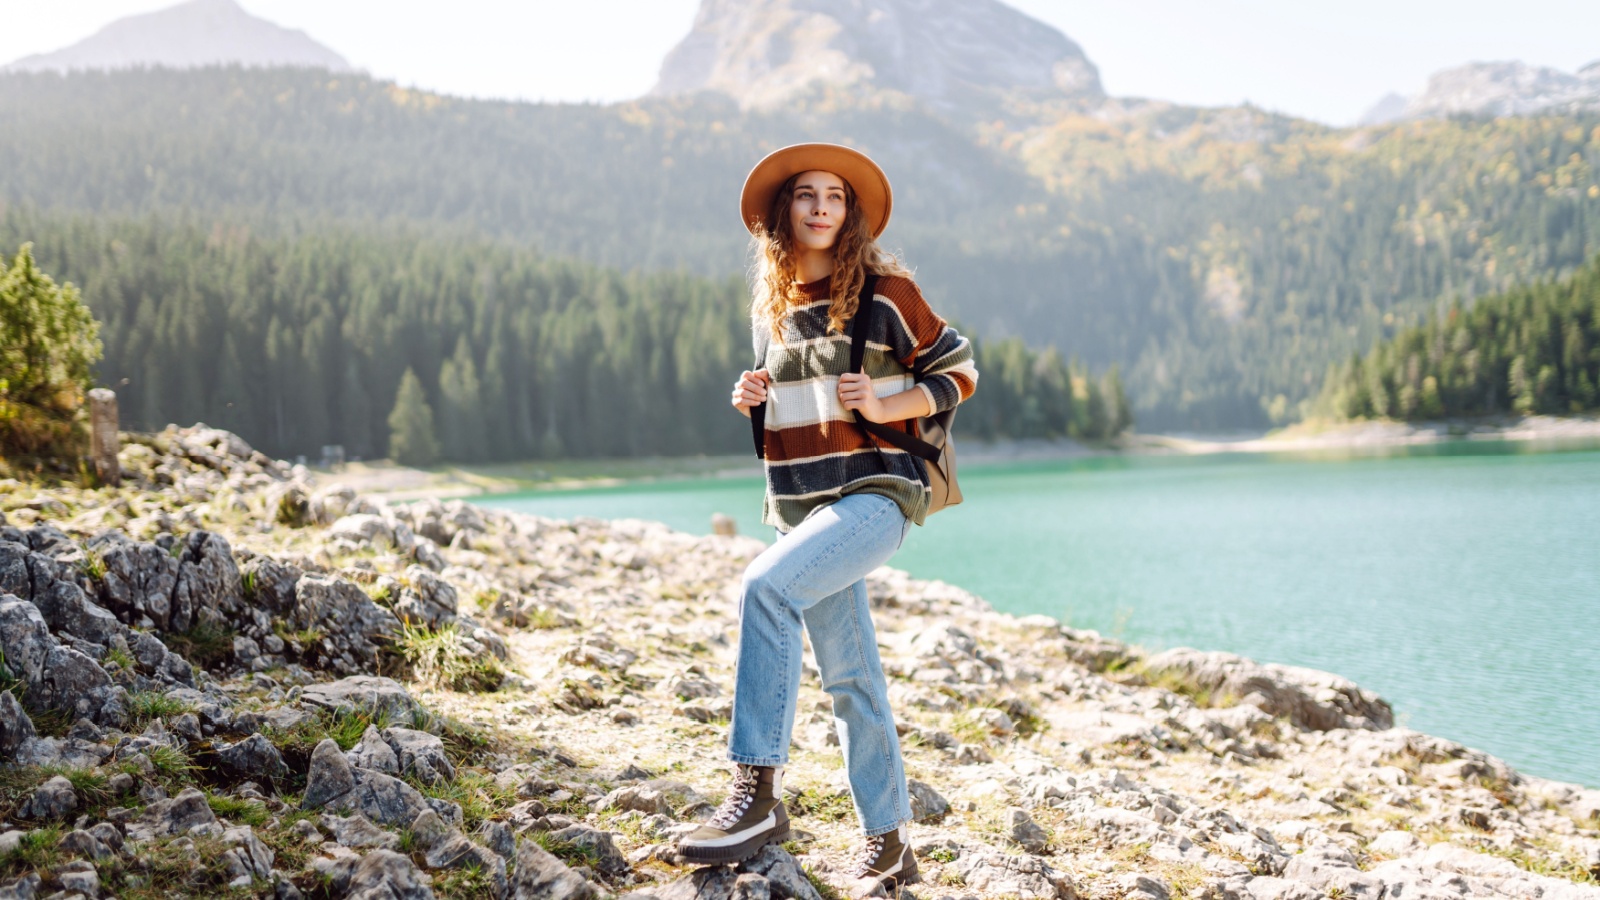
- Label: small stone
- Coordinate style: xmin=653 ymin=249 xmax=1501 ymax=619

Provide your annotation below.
xmin=382 ymin=727 xmax=454 ymax=785
xmin=217 ymin=733 xmax=290 ymax=785
xmin=907 ymin=780 xmax=948 ymax=822
xmin=343 ymin=848 xmax=433 ymax=900
xmin=302 ymin=739 xmax=357 ymax=809
xmin=1006 ymin=807 xmax=1050 ymax=854
xmin=20 ymin=776 xmax=77 ymax=821
xmin=346 ymin=725 xmax=399 ymax=775
xmin=513 ymin=837 xmax=595 ymax=900
xmin=57 ymin=829 xmax=115 ymax=862
xmin=0 ymin=692 xmax=38 ymax=757
xmin=55 ymin=859 xmax=100 ymax=897
xmin=549 ymin=824 xmax=629 ymax=876
xmin=731 ymin=873 xmax=771 ymax=900
xmin=318 ymin=812 xmax=399 ymax=850
xmin=1368 ymin=830 xmax=1423 ymax=858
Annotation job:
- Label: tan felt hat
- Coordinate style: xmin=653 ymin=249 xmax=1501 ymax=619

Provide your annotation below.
xmin=740 ymin=143 xmax=893 ymax=238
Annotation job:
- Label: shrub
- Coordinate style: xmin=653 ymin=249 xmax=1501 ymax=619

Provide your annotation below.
xmin=0 ymin=243 xmax=102 ymax=468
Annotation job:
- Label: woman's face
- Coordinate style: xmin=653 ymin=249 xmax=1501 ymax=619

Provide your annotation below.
xmin=787 ymin=170 xmax=849 ymax=253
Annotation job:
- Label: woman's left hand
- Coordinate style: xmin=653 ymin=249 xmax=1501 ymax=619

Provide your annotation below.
xmin=837 ymin=373 xmax=887 ymax=423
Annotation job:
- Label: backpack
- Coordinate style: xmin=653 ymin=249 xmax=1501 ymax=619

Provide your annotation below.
xmin=750 ymin=274 xmax=963 ymax=516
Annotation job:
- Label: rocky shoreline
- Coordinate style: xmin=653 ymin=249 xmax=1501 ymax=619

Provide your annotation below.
xmin=0 ymin=424 xmax=1596 ymax=900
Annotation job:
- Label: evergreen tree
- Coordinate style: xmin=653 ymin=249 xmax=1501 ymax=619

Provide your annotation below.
xmin=388 ymin=368 xmax=439 ymax=466
xmin=437 ymin=335 xmax=487 ymax=462
xmin=0 ymin=242 xmax=101 ymax=460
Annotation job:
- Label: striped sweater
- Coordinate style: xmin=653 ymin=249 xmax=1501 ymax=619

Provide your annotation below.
xmin=758 ymin=274 xmax=978 ymax=531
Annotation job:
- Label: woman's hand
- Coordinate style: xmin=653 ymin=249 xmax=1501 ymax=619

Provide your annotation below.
xmin=837 ymin=372 xmax=887 ymax=422
xmin=732 ymin=369 xmax=769 ymax=418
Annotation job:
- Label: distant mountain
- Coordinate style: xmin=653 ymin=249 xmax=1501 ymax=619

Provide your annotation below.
xmin=651 ymin=0 xmax=1102 ymax=111
xmin=1362 ymin=60 xmax=1600 ymax=124
xmin=2 ymin=0 xmax=350 ymax=74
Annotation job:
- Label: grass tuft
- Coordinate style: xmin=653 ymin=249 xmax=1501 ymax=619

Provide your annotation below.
xmin=207 ymin=793 xmax=271 ymax=827
xmin=389 ymin=620 xmax=507 ymax=692
xmin=126 ymin=691 xmax=197 ymax=730
xmin=163 ymin=620 xmax=236 ymax=669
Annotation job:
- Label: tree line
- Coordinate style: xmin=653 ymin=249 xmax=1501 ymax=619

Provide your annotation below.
xmin=1314 ymin=253 xmax=1600 ymax=420
xmin=0 ymin=211 xmax=1129 ymax=466
xmin=2 ymin=69 xmax=1597 ymax=429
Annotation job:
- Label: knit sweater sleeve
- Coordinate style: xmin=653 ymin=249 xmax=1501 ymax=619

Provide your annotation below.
xmin=875 ymin=276 xmax=978 ymax=414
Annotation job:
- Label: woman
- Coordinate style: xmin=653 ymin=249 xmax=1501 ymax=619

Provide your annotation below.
xmin=673 ymin=144 xmax=978 ymax=896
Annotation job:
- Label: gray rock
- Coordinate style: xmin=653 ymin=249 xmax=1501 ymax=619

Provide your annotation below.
xmin=0 ymin=831 xmax=22 ymax=857
xmin=19 ymin=775 xmax=78 ymax=820
xmin=32 ymin=578 xmax=123 ymax=646
xmin=731 ymin=874 xmax=771 ymax=900
xmin=319 ymin=812 xmax=400 ymax=851
xmin=513 ymin=837 xmax=595 ymax=900
xmin=89 ymin=532 xmax=179 ymax=630
xmin=347 ymin=725 xmax=400 ymax=775
xmin=222 ymin=825 xmax=276 ymax=881
xmin=953 ymin=849 xmax=1075 ymax=899
xmin=0 ymin=542 xmax=30 ymax=600
xmin=478 ymin=820 xmax=515 ymax=861
xmin=1006 ymin=807 xmax=1050 ymax=854
xmin=382 ymin=727 xmax=454 ymax=785
xmin=907 ymin=779 xmax=948 ymax=822
xmin=1105 ymin=873 xmax=1169 ymax=900
xmin=425 ymin=797 xmax=464 ymax=827
xmin=57 ymin=829 xmax=115 ymax=863
xmin=142 ymin=787 xmax=221 ymax=837
xmin=1281 ymin=845 xmax=1383 ymax=897
xmin=411 ymin=809 xmax=508 ymax=896
xmin=1141 ymin=649 xmax=1393 ymax=731
xmin=87 ymin=822 xmax=123 ymax=854
xmin=329 ymin=515 xmax=396 ymax=548
xmin=602 ymin=779 xmax=706 ymax=817
xmin=304 ymin=738 xmax=433 ymax=827
xmin=653 ymin=867 xmax=742 ymax=900
xmin=0 ymin=872 xmax=40 ymax=900
xmin=0 ymin=690 xmax=37 ymax=757
xmin=550 ymin=823 xmax=629 ymax=876
xmin=300 ymin=676 xmax=422 ymax=723
xmin=54 ymin=860 xmax=99 ymax=897
xmin=168 ymin=530 xmax=246 ymax=635
xmin=290 ymin=574 xmax=404 ymax=674
xmin=303 ymin=738 xmax=358 ymax=810
xmin=739 ymin=844 xmax=822 ymax=900
xmin=240 ymin=557 xmax=302 ymax=617
xmin=392 ymin=565 xmax=457 ymax=628
xmin=344 ymin=848 xmax=436 ymax=900
xmin=0 ymin=596 xmax=126 ymax=727
xmin=1367 ymin=830 xmax=1423 ymax=858
xmin=217 ymin=733 xmax=290 ymax=785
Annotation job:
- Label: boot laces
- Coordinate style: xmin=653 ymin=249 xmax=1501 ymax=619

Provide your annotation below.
xmin=709 ymin=765 xmax=760 ymax=829
xmin=851 ymin=833 xmax=888 ymax=877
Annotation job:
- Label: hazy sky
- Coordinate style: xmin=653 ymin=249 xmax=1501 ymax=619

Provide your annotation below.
xmin=6 ymin=1 xmax=1599 ymax=125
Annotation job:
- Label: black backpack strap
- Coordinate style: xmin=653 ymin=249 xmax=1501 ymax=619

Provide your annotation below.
xmin=849 ymin=276 xmax=943 ymax=463
xmin=750 ymin=326 xmax=771 ymax=458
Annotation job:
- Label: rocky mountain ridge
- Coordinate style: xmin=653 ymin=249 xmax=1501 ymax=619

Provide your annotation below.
xmin=0 ymin=423 xmax=1597 ymax=898
xmin=1360 ymin=59 xmax=1600 ymax=125
xmin=650 ymin=0 xmax=1102 ymax=112
xmin=2 ymin=0 xmax=350 ymax=75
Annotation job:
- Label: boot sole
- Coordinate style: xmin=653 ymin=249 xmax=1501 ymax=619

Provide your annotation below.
xmin=675 ymin=809 xmax=794 ymax=866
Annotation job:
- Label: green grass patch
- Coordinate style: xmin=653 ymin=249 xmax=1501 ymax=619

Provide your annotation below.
xmin=146 ymin=744 xmax=200 ymax=787
xmin=405 ymin=771 xmax=514 ymax=832
xmin=433 ymin=862 xmax=501 ymax=899
xmin=803 ymin=864 xmax=845 ymax=900
xmin=207 ymin=793 xmax=271 ymax=827
xmin=526 ymin=605 xmax=568 ymax=630
xmin=163 ymin=620 xmax=236 ymax=669
xmin=102 ymin=645 xmax=136 ymax=671
xmin=126 ymin=691 xmax=198 ymax=730
xmin=266 ymin=705 xmax=399 ymax=756
xmin=791 ymin=789 xmax=855 ymax=823
xmin=388 ymin=621 xmax=508 ymax=692
xmin=0 ymin=825 xmax=64 ymax=883
xmin=1121 ymin=661 xmax=1237 ymax=709
xmin=271 ymin=620 xmax=326 ymax=647
xmin=531 ymin=831 xmax=602 ymax=870
xmin=115 ymin=831 xmax=267 ymax=900
xmin=74 ymin=545 xmax=106 ymax=580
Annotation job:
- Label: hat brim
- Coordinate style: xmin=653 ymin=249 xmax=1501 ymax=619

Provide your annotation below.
xmin=740 ymin=143 xmax=893 ymax=239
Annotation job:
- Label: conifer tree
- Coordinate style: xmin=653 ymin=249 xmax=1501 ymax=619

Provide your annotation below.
xmin=388 ymin=368 xmax=440 ymax=466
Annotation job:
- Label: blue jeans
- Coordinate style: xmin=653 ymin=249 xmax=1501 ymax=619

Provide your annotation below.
xmin=727 ymin=493 xmax=914 ymax=837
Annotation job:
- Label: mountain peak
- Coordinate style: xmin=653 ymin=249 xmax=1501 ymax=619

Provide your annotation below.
xmin=650 ymin=0 xmax=1101 ymax=111
xmin=3 ymin=0 xmax=351 ymax=74
xmin=1363 ymin=59 xmax=1600 ymax=124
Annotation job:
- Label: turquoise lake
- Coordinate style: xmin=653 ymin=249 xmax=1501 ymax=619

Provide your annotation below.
xmin=475 ymin=442 xmax=1600 ymax=788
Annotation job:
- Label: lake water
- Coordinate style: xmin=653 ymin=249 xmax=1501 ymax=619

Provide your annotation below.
xmin=475 ymin=442 xmax=1600 ymax=788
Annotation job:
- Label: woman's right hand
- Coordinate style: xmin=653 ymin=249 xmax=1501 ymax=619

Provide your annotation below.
xmin=732 ymin=369 xmax=769 ymax=417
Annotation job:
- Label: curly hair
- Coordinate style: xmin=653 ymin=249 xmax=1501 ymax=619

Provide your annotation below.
xmin=750 ymin=173 xmax=911 ymax=341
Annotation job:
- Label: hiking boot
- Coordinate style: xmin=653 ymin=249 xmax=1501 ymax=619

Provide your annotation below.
xmin=846 ymin=823 xmax=919 ymax=898
xmin=674 ymin=764 xmax=791 ymax=865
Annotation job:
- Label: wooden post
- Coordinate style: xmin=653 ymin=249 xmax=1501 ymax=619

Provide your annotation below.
xmin=88 ymin=388 xmax=120 ymax=487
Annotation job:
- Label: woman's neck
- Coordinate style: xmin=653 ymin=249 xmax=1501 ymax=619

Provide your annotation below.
xmin=794 ymin=248 xmax=835 ymax=285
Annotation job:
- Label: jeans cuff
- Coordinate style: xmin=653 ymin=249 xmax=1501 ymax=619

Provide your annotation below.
xmin=861 ymin=818 xmax=906 ymax=838
xmin=727 ymin=751 xmax=787 ymax=767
